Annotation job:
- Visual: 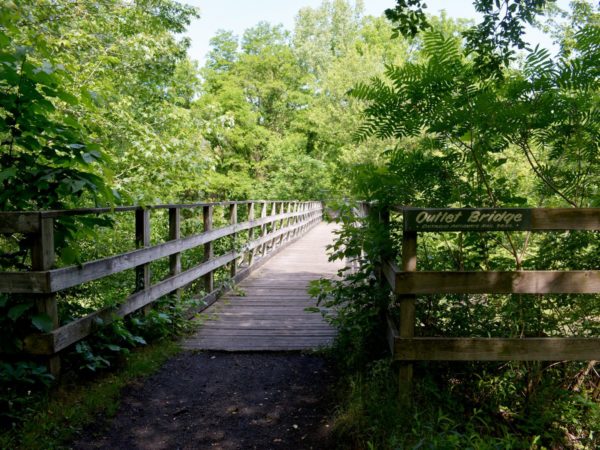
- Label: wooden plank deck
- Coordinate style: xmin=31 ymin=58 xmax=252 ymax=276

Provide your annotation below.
xmin=183 ymin=222 xmax=343 ymax=351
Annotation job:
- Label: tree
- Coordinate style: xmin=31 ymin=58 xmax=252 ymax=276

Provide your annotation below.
xmin=0 ymin=2 xmax=115 ymax=211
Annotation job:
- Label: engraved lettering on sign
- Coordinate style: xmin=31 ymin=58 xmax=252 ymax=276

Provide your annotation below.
xmin=405 ymin=208 xmax=531 ymax=232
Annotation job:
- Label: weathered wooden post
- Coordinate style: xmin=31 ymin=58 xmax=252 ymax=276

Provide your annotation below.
xmin=398 ymin=217 xmax=417 ymax=404
xmin=292 ymin=201 xmax=299 ymax=238
xmin=203 ymin=205 xmax=214 ymax=293
xmin=32 ymin=216 xmax=60 ymax=376
xmin=230 ymin=203 xmax=238 ymax=278
xmin=267 ymin=202 xmax=278 ymax=253
xmin=168 ymin=207 xmax=181 ymax=299
xmin=284 ymin=202 xmax=292 ymax=242
xmin=135 ymin=208 xmax=151 ymax=314
xmin=260 ymin=202 xmax=268 ymax=257
xmin=299 ymin=202 xmax=305 ymax=234
xmin=277 ymin=202 xmax=286 ymax=246
xmin=247 ymin=202 xmax=255 ymax=266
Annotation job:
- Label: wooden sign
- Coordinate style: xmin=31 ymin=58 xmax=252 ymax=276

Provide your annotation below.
xmin=404 ymin=208 xmax=532 ymax=232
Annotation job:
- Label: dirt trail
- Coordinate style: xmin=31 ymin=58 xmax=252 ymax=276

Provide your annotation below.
xmin=73 ymin=352 xmax=336 ymax=450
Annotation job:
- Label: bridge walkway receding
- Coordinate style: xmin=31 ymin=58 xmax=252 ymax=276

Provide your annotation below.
xmin=182 ymin=222 xmax=343 ymax=351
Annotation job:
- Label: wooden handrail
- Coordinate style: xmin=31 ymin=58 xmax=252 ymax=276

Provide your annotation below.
xmin=1 ymin=201 xmax=324 ymax=364
xmin=0 ymin=200 xmax=292 ymax=221
xmin=3 ymin=208 xmax=315 ymax=294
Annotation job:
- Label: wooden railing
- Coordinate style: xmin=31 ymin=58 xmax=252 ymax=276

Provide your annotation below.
xmin=0 ymin=201 xmax=324 ymax=373
xmin=360 ymin=204 xmax=600 ymax=402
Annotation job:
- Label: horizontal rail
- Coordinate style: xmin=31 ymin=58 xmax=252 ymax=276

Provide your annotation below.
xmin=0 ymin=207 xmax=322 ymax=294
xmin=530 ymin=208 xmax=600 ymax=230
xmin=0 ymin=200 xmax=302 ymax=223
xmin=0 ymin=272 xmax=50 ymax=293
xmin=22 ymin=210 xmax=322 ymax=355
xmin=393 ymin=337 xmax=600 ymax=361
xmin=0 ymin=213 xmax=42 ymax=233
xmin=390 ymin=269 xmax=600 ymax=294
xmin=25 ymin=251 xmax=238 ymax=354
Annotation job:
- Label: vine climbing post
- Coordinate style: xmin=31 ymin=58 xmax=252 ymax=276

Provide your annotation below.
xmin=32 ymin=216 xmax=60 ymax=376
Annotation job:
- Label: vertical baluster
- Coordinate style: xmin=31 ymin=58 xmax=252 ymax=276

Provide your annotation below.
xmin=289 ymin=201 xmax=296 ymax=238
xmin=267 ymin=201 xmax=278 ymax=253
xmin=277 ymin=202 xmax=286 ymax=246
xmin=247 ymin=202 xmax=255 ymax=266
xmin=285 ymin=202 xmax=293 ymax=241
xmin=168 ymin=207 xmax=181 ymax=299
xmin=230 ymin=203 xmax=238 ymax=278
xmin=260 ymin=202 xmax=268 ymax=257
xmin=32 ymin=216 xmax=60 ymax=376
xmin=135 ymin=208 xmax=151 ymax=314
xmin=203 ymin=205 xmax=214 ymax=293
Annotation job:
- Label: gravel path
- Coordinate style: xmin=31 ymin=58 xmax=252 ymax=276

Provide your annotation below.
xmin=73 ymin=352 xmax=336 ymax=450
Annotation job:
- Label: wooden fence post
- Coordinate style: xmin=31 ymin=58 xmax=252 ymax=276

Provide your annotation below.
xmin=278 ymin=202 xmax=286 ymax=246
xmin=284 ymin=202 xmax=292 ymax=241
xmin=32 ymin=216 xmax=60 ymax=376
xmin=267 ymin=202 xmax=278 ymax=253
xmin=230 ymin=203 xmax=238 ymax=278
xmin=203 ymin=205 xmax=214 ymax=293
xmin=292 ymin=202 xmax=299 ymax=238
xmin=168 ymin=207 xmax=181 ymax=299
xmin=398 ymin=225 xmax=417 ymax=404
xmin=135 ymin=208 xmax=151 ymax=314
xmin=247 ymin=202 xmax=255 ymax=266
xmin=260 ymin=202 xmax=268 ymax=257
xmin=302 ymin=202 xmax=308 ymax=232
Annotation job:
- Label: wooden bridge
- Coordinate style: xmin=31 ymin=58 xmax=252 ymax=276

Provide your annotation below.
xmin=183 ymin=222 xmax=343 ymax=351
xmin=0 ymin=201 xmax=340 ymax=374
xmin=2 ymin=201 xmax=599 ymax=391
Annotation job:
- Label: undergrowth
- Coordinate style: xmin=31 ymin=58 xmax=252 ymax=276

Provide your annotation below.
xmin=0 ymin=291 xmax=199 ymax=449
xmin=0 ymin=339 xmax=181 ymax=450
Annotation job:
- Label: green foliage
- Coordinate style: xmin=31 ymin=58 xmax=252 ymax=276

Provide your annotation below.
xmin=349 ymin=23 xmax=599 ymax=207
xmin=385 ymin=0 xmax=431 ymax=38
xmin=0 ymin=35 xmax=114 ymax=211
xmin=386 ymin=0 xmax=553 ymax=73
xmin=310 ymin=204 xmax=392 ymax=370
xmin=0 ymin=294 xmax=55 ymax=354
xmin=0 ymin=361 xmax=54 ymax=430
xmin=317 ymin=204 xmax=599 ymax=449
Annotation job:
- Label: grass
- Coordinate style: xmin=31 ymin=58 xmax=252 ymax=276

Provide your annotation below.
xmin=0 ymin=339 xmax=182 ymax=450
xmin=329 ymin=358 xmax=600 ymax=450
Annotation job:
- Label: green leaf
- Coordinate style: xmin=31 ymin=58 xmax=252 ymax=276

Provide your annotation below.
xmin=0 ymin=168 xmax=17 ymax=183
xmin=31 ymin=314 xmax=53 ymax=332
xmin=60 ymin=247 xmax=79 ymax=265
xmin=54 ymin=90 xmax=79 ymax=106
xmin=8 ymin=302 xmax=33 ymax=321
xmin=132 ymin=335 xmax=147 ymax=345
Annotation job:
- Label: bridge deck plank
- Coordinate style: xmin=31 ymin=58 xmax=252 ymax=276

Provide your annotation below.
xmin=182 ymin=223 xmax=343 ymax=351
